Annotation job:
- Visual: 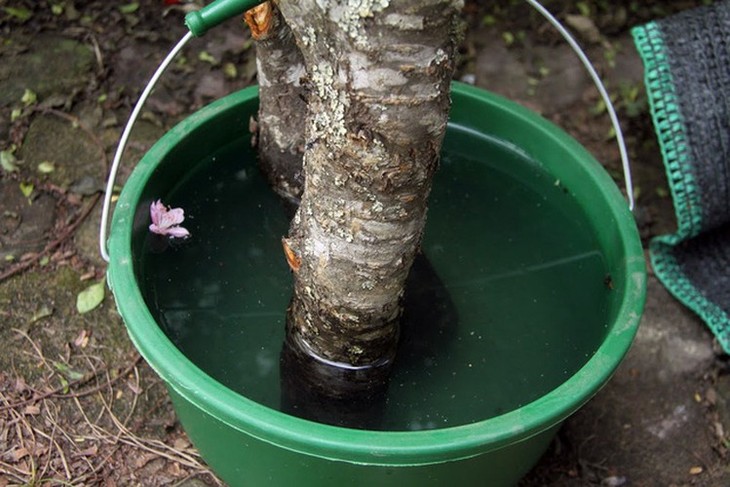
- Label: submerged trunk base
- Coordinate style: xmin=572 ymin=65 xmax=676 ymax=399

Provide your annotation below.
xmin=280 ymin=322 xmax=392 ymax=429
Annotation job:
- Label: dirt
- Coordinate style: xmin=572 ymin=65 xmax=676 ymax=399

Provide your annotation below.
xmin=1 ymin=0 xmax=728 ymax=485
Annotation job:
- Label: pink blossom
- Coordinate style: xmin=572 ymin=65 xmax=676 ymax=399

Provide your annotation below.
xmin=149 ymin=199 xmax=190 ymax=238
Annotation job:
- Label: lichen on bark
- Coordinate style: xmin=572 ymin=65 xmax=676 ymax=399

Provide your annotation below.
xmin=274 ymin=0 xmax=463 ymax=376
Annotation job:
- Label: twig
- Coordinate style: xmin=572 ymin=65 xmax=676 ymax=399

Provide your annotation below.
xmin=12 ymin=328 xmax=56 ymax=376
xmin=0 ymin=352 xmax=142 ymax=412
xmin=0 ymin=193 xmax=101 ymax=282
xmin=32 ymin=406 xmax=72 ymax=481
xmin=0 ymin=459 xmax=30 ymax=480
xmin=71 ymin=394 xmax=209 ymax=472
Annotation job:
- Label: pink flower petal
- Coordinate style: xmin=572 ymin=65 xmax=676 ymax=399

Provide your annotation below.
xmin=150 ymin=199 xmax=165 ymax=226
xmin=149 ymin=200 xmax=190 ymax=238
xmin=159 ymin=207 xmax=185 ymax=228
xmin=164 ymin=226 xmax=191 ymax=238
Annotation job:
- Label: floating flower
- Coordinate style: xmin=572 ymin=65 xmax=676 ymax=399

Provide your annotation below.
xmin=149 ymin=199 xmax=190 ymax=238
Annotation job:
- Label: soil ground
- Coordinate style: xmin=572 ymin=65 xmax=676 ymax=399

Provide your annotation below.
xmin=1 ymin=1 xmax=728 ymax=485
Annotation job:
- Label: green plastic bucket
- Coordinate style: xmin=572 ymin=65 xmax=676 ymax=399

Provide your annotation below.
xmin=107 ymin=82 xmax=645 ymax=486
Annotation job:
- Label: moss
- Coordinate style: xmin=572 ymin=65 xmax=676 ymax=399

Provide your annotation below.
xmin=0 ymin=35 xmax=93 ymax=105
xmin=18 ymin=115 xmax=102 ymax=190
xmin=0 ymin=266 xmax=132 ymax=381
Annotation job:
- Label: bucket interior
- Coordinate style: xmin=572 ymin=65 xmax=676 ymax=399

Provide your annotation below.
xmin=108 ymin=83 xmax=645 ymax=465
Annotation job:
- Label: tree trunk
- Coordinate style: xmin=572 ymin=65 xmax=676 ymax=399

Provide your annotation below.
xmin=276 ymin=0 xmax=463 ymax=375
xmin=246 ymin=1 xmax=307 ymax=203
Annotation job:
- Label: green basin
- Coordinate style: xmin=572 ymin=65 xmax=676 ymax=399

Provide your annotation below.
xmin=107 ymin=83 xmax=646 ymax=486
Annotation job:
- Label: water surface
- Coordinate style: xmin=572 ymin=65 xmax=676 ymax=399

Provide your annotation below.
xmin=139 ymin=124 xmax=611 ymax=431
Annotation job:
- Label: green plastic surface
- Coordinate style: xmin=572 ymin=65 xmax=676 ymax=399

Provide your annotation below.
xmin=185 ymin=0 xmax=263 ymax=37
xmin=107 ymin=83 xmax=646 ymax=486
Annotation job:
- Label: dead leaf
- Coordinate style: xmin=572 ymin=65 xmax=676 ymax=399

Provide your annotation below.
xmin=166 ymin=461 xmax=182 ymax=476
xmin=127 ymin=380 xmax=142 ymax=395
xmin=15 ymin=376 xmax=30 ymax=394
xmin=73 ymin=329 xmax=91 ymax=348
xmin=80 ymin=270 xmax=96 ymax=281
xmin=134 ymin=452 xmax=157 ymax=469
xmin=714 ymin=421 xmax=725 ymax=440
xmin=21 ymin=404 xmax=40 ymax=416
xmin=8 ymin=446 xmax=29 ymax=462
xmin=76 ymin=444 xmax=99 ymax=457
xmin=172 ymin=437 xmax=191 ymax=451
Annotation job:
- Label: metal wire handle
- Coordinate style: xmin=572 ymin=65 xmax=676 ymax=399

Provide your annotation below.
xmin=99 ymin=0 xmax=635 ymax=262
xmin=525 ymin=0 xmax=634 ymax=211
xmin=99 ymin=31 xmax=193 ymax=262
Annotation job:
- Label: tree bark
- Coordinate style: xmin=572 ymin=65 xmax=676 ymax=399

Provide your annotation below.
xmin=276 ymin=0 xmax=463 ymax=372
xmin=246 ymin=1 xmax=307 ymax=203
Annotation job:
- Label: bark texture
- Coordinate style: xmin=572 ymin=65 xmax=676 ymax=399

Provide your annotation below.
xmin=247 ymin=1 xmax=307 ymax=203
xmin=277 ymin=0 xmax=463 ymax=370
xmin=280 ymin=252 xmax=459 ymax=428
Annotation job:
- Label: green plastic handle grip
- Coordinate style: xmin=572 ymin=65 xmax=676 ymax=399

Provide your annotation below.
xmin=185 ymin=0 xmax=265 ymax=37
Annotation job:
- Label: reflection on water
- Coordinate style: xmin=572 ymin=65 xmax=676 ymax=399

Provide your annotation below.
xmin=139 ymin=125 xmax=611 ymax=431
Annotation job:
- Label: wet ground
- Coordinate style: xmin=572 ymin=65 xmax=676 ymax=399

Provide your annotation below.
xmin=1 ymin=1 xmax=728 ymax=485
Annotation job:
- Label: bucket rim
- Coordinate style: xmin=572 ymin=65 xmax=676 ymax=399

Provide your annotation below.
xmin=107 ymin=82 xmax=646 ymax=466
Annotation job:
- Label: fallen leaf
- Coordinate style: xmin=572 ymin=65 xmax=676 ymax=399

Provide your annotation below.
xmin=502 ymin=31 xmax=515 ymax=46
xmin=53 ymin=361 xmax=85 ymax=381
xmin=576 ymin=1 xmax=591 ymax=17
xmin=198 ymin=50 xmax=217 ymax=65
xmin=37 ymin=161 xmax=55 ymax=174
xmin=73 ymin=329 xmax=90 ymax=348
xmin=223 ymin=62 xmax=238 ymax=79
xmin=166 ymin=461 xmax=182 ymax=476
xmin=172 ymin=437 xmax=191 ymax=450
xmin=76 ymin=444 xmax=99 ymax=457
xmin=14 ymin=376 xmax=31 ymax=394
xmin=58 ymin=375 xmax=69 ymax=394
xmin=714 ymin=421 xmax=725 ymax=440
xmin=0 ymin=150 xmax=18 ymax=172
xmin=80 ymin=270 xmax=96 ymax=281
xmin=135 ymin=452 xmax=157 ymax=469
xmin=127 ymin=380 xmax=142 ymax=395
xmin=19 ymin=182 xmax=34 ymax=198
xmin=31 ymin=304 xmax=54 ymax=323
xmin=118 ymin=3 xmax=139 ymax=14
xmin=2 ymin=7 xmax=32 ymax=22
xmin=22 ymin=404 xmax=40 ymax=416
xmin=21 ymin=88 xmax=37 ymax=106
xmin=76 ymin=280 xmax=105 ymax=314
xmin=8 ymin=447 xmax=29 ymax=462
